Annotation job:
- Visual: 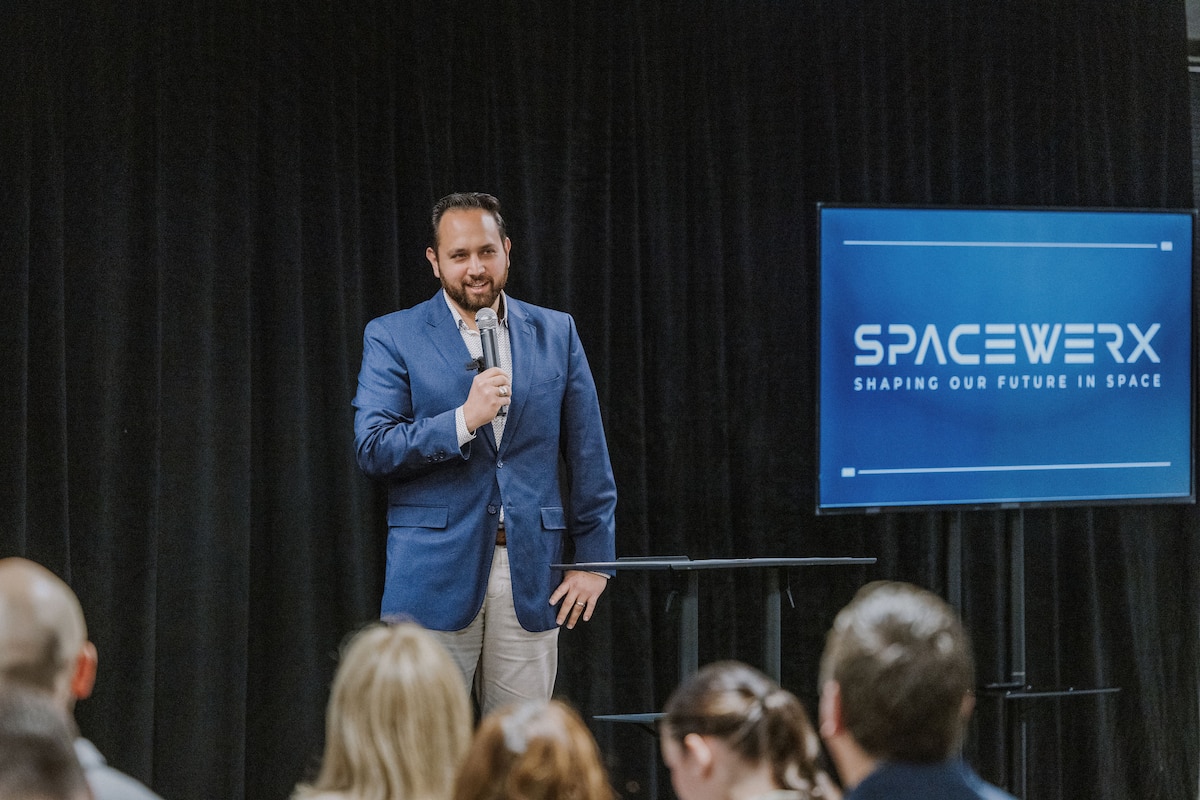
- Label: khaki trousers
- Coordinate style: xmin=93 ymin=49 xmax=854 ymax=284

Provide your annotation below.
xmin=428 ymin=545 xmax=559 ymax=718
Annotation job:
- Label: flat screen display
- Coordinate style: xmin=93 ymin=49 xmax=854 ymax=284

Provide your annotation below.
xmin=817 ymin=205 xmax=1195 ymax=513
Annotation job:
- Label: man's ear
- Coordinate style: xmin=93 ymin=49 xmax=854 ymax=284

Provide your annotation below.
xmin=426 ymin=247 xmax=440 ymax=278
xmin=71 ymin=641 xmax=97 ymax=700
xmin=818 ymin=679 xmax=843 ymax=740
xmin=682 ymin=732 xmax=715 ymax=774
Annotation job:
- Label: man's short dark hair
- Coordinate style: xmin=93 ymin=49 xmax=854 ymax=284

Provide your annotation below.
xmin=429 ymin=192 xmax=507 ymax=250
xmin=0 ymin=686 xmax=90 ymax=800
xmin=819 ymin=581 xmax=975 ymax=763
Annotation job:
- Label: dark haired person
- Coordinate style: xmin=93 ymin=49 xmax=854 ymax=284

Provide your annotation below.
xmin=660 ymin=661 xmax=838 ymax=800
xmin=353 ymin=192 xmax=617 ymax=715
xmin=818 ymin=581 xmax=1015 ymax=800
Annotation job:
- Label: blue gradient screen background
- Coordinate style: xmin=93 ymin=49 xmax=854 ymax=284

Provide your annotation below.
xmin=818 ymin=207 xmax=1194 ymax=511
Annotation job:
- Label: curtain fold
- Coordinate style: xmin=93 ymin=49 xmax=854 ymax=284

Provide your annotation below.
xmin=1 ymin=3 xmax=1195 ymax=799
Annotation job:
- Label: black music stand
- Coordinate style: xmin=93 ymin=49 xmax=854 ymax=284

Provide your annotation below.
xmin=555 ymin=555 xmax=876 ymax=726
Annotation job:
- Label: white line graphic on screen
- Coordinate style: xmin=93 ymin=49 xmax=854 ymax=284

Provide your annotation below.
xmin=842 ymin=240 xmax=1167 ymax=250
xmin=840 ymin=462 xmax=1170 ymax=478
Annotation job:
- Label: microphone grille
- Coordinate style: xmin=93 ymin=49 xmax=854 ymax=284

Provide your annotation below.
xmin=475 ymin=307 xmax=499 ymax=330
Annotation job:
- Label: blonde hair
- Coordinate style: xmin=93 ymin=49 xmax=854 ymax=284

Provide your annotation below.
xmin=453 ymin=700 xmax=614 ymax=800
xmin=294 ymin=622 xmax=473 ymax=800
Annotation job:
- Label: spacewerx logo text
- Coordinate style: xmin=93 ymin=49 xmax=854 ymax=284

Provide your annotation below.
xmin=853 ymin=323 xmax=1161 ymax=367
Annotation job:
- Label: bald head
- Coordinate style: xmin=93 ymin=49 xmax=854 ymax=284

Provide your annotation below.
xmin=0 ymin=559 xmax=90 ymax=706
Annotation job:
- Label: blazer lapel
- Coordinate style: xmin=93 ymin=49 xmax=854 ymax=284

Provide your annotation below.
xmin=423 ymin=293 xmax=499 ymax=453
xmin=423 ymin=293 xmax=473 ymax=371
xmin=499 ymin=299 xmax=536 ymax=450
xmin=424 ymin=292 xmax=504 ymax=455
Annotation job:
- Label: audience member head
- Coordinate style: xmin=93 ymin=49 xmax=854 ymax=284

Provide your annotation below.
xmin=0 ymin=558 xmax=97 ymax=713
xmin=660 ymin=661 xmax=835 ymax=800
xmin=453 ymin=699 xmax=614 ymax=800
xmin=0 ymin=685 xmax=92 ymax=800
xmin=293 ymin=621 xmax=472 ymax=800
xmin=818 ymin=581 xmax=975 ymax=787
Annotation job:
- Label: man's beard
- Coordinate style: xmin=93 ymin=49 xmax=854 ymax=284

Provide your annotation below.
xmin=442 ymin=269 xmax=507 ymax=313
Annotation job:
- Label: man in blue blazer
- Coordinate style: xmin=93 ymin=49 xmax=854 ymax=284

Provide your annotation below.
xmin=353 ymin=192 xmax=617 ymax=714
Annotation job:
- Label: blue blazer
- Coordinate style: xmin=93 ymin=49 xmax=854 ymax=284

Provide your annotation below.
xmin=353 ymin=292 xmax=617 ymax=632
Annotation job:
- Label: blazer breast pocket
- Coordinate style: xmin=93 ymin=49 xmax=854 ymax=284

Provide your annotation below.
xmin=529 ymin=373 xmax=565 ymax=396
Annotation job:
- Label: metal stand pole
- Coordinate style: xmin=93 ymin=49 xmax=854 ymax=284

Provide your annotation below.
xmin=1008 ymin=510 xmax=1028 ymax=798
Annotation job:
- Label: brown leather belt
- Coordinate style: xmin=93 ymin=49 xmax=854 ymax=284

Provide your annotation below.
xmin=496 ymin=522 xmax=506 ymax=546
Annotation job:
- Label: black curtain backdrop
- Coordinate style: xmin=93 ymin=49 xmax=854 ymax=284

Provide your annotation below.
xmin=2 ymin=3 xmax=1197 ymax=799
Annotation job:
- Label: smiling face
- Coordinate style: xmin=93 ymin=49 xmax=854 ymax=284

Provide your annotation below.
xmin=426 ymin=207 xmax=511 ymax=322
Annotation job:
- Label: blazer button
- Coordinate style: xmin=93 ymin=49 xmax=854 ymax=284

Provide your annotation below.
xmin=487 ymin=505 xmax=498 ymax=515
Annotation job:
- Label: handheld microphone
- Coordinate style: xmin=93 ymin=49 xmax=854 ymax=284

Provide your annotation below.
xmin=475 ymin=307 xmax=507 ymax=417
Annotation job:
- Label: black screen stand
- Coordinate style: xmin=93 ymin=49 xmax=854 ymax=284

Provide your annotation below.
xmin=950 ymin=510 xmax=1120 ymax=798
